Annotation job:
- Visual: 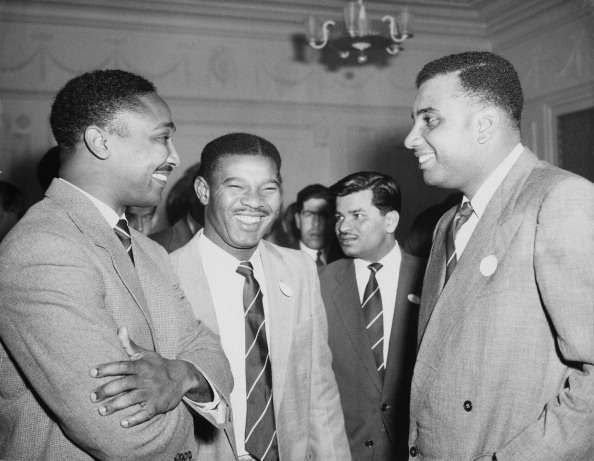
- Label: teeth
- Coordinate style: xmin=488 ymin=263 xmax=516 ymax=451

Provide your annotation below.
xmin=418 ymin=153 xmax=435 ymax=164
xmin=236 ymin=215 xmax=262 ymax=224
xmin=152 ymin=173 xmax=168 ymax=182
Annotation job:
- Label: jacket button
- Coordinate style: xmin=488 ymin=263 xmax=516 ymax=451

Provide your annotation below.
xmin=463 ymin=400 xmax=472 ymax=412
xmin=381 ymin=403 xmax=391 ymax=411
xmin=364 ymin=440 xmax=374 ymax=447
xmin=409 ymin=446 xmax=418 ymax=457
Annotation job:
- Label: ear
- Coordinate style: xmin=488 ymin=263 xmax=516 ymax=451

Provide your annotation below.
xmin=475 ymin=107 xmax=499 ymax=144
xmin=84 ymin=126 xmax=110 ymax=160
xmin=194 ymin=176 xmax=210 ymax=206
xmin=294 ymin=211 xmax=302 ymax=230
xmin=384 ymin=210 xmax=399 ymax=234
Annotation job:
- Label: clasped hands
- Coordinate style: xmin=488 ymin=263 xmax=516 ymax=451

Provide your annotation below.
xmin=90 ymin=327 xmax=212 ymax=428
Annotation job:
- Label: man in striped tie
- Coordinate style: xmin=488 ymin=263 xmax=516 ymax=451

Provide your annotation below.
xmin=319 ymin=171 xmax=425 ymax=461
xmin=171 ymin=132 xmax=351 ymax=460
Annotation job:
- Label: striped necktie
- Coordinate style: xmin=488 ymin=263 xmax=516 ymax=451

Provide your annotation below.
xmin=362 ymin=262 xmax=385 ymax=379
xmin=444 ymin=201 xmax=474 ymax=284
xmin=236 ymin=261 xmax=279 ymax=461
xmin=114 ymin=219 xmax=134 ymax=264
xmin=315 ymin=250 xmax=324 ymax=268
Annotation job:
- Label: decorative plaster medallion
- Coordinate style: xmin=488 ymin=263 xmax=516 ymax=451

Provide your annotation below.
xmin=479 ymin=255 xmax=498 ymax=277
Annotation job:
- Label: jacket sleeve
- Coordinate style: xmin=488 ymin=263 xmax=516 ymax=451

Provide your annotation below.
xmin=496 ymin=176 xmax=594 ymax=460
xmin=0 ymin=227 xmax=228 ymax=460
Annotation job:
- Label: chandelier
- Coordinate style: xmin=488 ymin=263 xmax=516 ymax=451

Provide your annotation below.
xmin=307 ymin=0 xmax=413 ymax=64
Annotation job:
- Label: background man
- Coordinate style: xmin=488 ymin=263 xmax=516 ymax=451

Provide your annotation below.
xmin=0 ymin=180 xmax=27 ymax=242
xmin=171 ymin=132 xmax=351 ymax=460
xmin=319 ymin=171 xmax=424 ymax=460
xmin=0 ymin=69 xmax=232 ymax=460
xmin=405 ymin=51 xmax=594 ymax=459
xmin=291 ymin=183 xmax=342 ymax=266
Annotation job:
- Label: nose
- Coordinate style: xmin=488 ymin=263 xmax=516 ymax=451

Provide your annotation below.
xmin=240 ymin=188 xmax=264 ymax=208
xmin=336 ymin=217 xmax=350 ymax=234
xmin=167 ymin=140 xmax=180 ymax=167
xmin=404 ymin=123 xmax=420 ymax=150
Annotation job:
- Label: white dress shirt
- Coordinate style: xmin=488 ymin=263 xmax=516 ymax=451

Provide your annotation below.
xmin=456 ymin=143 xmax=524 ymax=257
xmin=198 ymin=230 xmax=271 ymax=458
xmin=299 ymin=241 xmax=325 ymax=265
xmin=354 ymin=243 xmax=402 ymax=366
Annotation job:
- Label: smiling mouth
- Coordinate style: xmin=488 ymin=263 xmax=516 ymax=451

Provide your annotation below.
xmin=417 ymin=152 xmax=436 ymax=167
xmin=235 ymin=214 xmax=266 ymax=225
xmin=152 ymin=165 xmax=174 ymax=184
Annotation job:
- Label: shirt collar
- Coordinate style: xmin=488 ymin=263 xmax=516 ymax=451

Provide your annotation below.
xmin=299 ymin=241 xmax=323 ymax=260
xmin=466 ymin=143 xmax=524 ymax=218
xmin=58 ymin=178 xmax=124 ymax=227
xmin=354 ymin=241 xmax=400 ymax=272
xmin=198 ymin=228 xmax=263 ymax=268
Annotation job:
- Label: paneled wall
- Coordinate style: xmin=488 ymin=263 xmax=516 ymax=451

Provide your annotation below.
xmin=1 ymin=0 xmax=591 ymax=239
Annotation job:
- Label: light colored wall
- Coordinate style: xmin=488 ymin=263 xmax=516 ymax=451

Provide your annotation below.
xmin=2 ymin=0 xmax=591 ymax=238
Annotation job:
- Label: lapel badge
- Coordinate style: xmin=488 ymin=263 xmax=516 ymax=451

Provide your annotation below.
xmin=479 ymin=254 xmax=498 ymax=277
xmin=407 ymin=293 xmax=420 ymax=304
xmin=279 ymin=281 xmax=293 ymax=297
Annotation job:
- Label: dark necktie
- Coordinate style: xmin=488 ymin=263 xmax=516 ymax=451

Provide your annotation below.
xmin=315 ymin=250 xmax=324 ymax=268
xmin=236 ymin=261 xmax=279 ymax=461
xmin=444 ymin=201 xmax=474 ymax=284
xmin=114 ymin=219 xmax=134 ymax=264
xmin=362 ymin=262 xmax=385 ymax=379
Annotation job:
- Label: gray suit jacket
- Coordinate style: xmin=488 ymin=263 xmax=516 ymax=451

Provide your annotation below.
xmin=319 ymin=252 xmax=424 ymax=461
xmin=410 ymin=149 xmax=594 ymax=460
xmin=171 ymin=235 xmax=352 ymax=461
xmin=0 ymin=179 xmax=233 ymax=460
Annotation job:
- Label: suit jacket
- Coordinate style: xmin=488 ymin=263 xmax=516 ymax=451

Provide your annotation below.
xmin=409 ymin=149 xmax=594 ymax=460
xmin=319 ymin=251 xmax=425 ymax=461
xmin=150 ymin=214 xmax=198 ymax=253
xmin=0 ymin=179 xmax=233 ymax=461
xmin=171 ymin=236 xmax=352 ymax=461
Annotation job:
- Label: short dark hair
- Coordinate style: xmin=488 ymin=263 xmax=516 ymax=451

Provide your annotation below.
xmin=198 ymin=133 xmax=282 ymax=183
xmin=416 ymin=51 xmax=523 ymax=128
xmin=50 ymin=69 xmax=156 ymax=152
xmin=0 ymin=181 xmax=27 ymax=218
xmin=330 ymin=172 xmax=401 ymax=215
xmin=295 ymin=184 xmax=332 ymax=213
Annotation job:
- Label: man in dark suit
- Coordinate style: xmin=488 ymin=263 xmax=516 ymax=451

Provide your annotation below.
xmin=405 ymin=51 xmax=594 ymax=460
xmin=0 ymin=69 xmax=232 ymax=460
xmin=319 ymin=171 xmax=425 ymax=460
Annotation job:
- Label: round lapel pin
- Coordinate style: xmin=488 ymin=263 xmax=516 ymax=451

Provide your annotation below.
xmin=479 ymin=254 xmax=498 ymax=277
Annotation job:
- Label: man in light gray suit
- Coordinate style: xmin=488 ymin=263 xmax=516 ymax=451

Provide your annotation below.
xmin=404 ymin=51 xmax=594 ymax=460
xmin=0 ymin=69 xmax=232 ymax=460
xmin=171 ymin=132 xmax=351 ymax=460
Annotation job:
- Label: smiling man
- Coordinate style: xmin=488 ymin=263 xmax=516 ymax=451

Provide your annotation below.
xmin=0 ymin=70 xmax=232 ymax=460
xmin=405 ymin=52 xmax=594 ymax=460
xmin=171 ymin=132 xmax=351 ymax=461
xmin=319 ymin=172 xmax=425 ymax=461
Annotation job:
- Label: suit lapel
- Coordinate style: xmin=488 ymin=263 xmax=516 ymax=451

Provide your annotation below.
xmin=414 ymin=150 xmax=538 ymax=391
xmin=384 ymin=251 xmax=422 ymax=397
xmin=330 ymin=260 xmax=383 ymax=392
xmin=47 ymin=180 xmax=156 ymax=347
xmin=260 ymin=242 xmax=296 ymax=413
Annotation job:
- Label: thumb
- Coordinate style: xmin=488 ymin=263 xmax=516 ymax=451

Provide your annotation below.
xmin=117 ymin=326 xmax=144 ymax=360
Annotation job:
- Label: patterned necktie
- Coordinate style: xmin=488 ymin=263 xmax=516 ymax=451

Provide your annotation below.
xmin=114 ymin=219 xmax=134 ymax=264
xmin=236 ymin=261 xmax=279 ymax=461
xmin=362 ymin=262 xmax=385 ymax=379
xmin=444 ymin=201 xmax=474 ymax=284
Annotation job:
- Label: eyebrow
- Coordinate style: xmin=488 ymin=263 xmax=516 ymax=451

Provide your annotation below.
xmin=155 ymin=121 xmax=176 ymax=132
xmin=411 ymin=107 xmax=436 ymax=119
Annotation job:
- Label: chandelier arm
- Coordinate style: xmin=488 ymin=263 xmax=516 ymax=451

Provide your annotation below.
xmin=309 ymin=20 xmax=336 ymax=49
xmin=382 ymin=15 xmax=410 ymax=44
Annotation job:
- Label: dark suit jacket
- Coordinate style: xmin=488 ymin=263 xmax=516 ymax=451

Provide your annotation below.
xmin=0 ymin=179 xmax=232 ymax=460
xmin=319 ymin=251 xmax=425 ymax=461
xmin=150 ymin=214 xmax=199 ymax=253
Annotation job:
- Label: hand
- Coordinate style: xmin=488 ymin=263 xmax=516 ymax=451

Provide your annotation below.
xmin=90 ymin=327 xmax=190 ymax=428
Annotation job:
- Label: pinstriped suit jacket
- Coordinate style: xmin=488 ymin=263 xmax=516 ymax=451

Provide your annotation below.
xmin=0 ymin=179 xmax=233 ymax=460
xmin=409 ymin=150 xmax=594 ymax=460
xmin=171 ymin=236 xmax=352 ymax=461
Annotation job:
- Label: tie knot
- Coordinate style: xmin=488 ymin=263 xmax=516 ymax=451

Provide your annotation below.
xmin=236 ymin=261 xmax=255 ymax=278
xmin=115 ymin=218 xmax=131 ymax=238
xmin=368 ymin=262 xmax=383 ymax=274
xmin=458 ymin=201 xmax=474 ymax=218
